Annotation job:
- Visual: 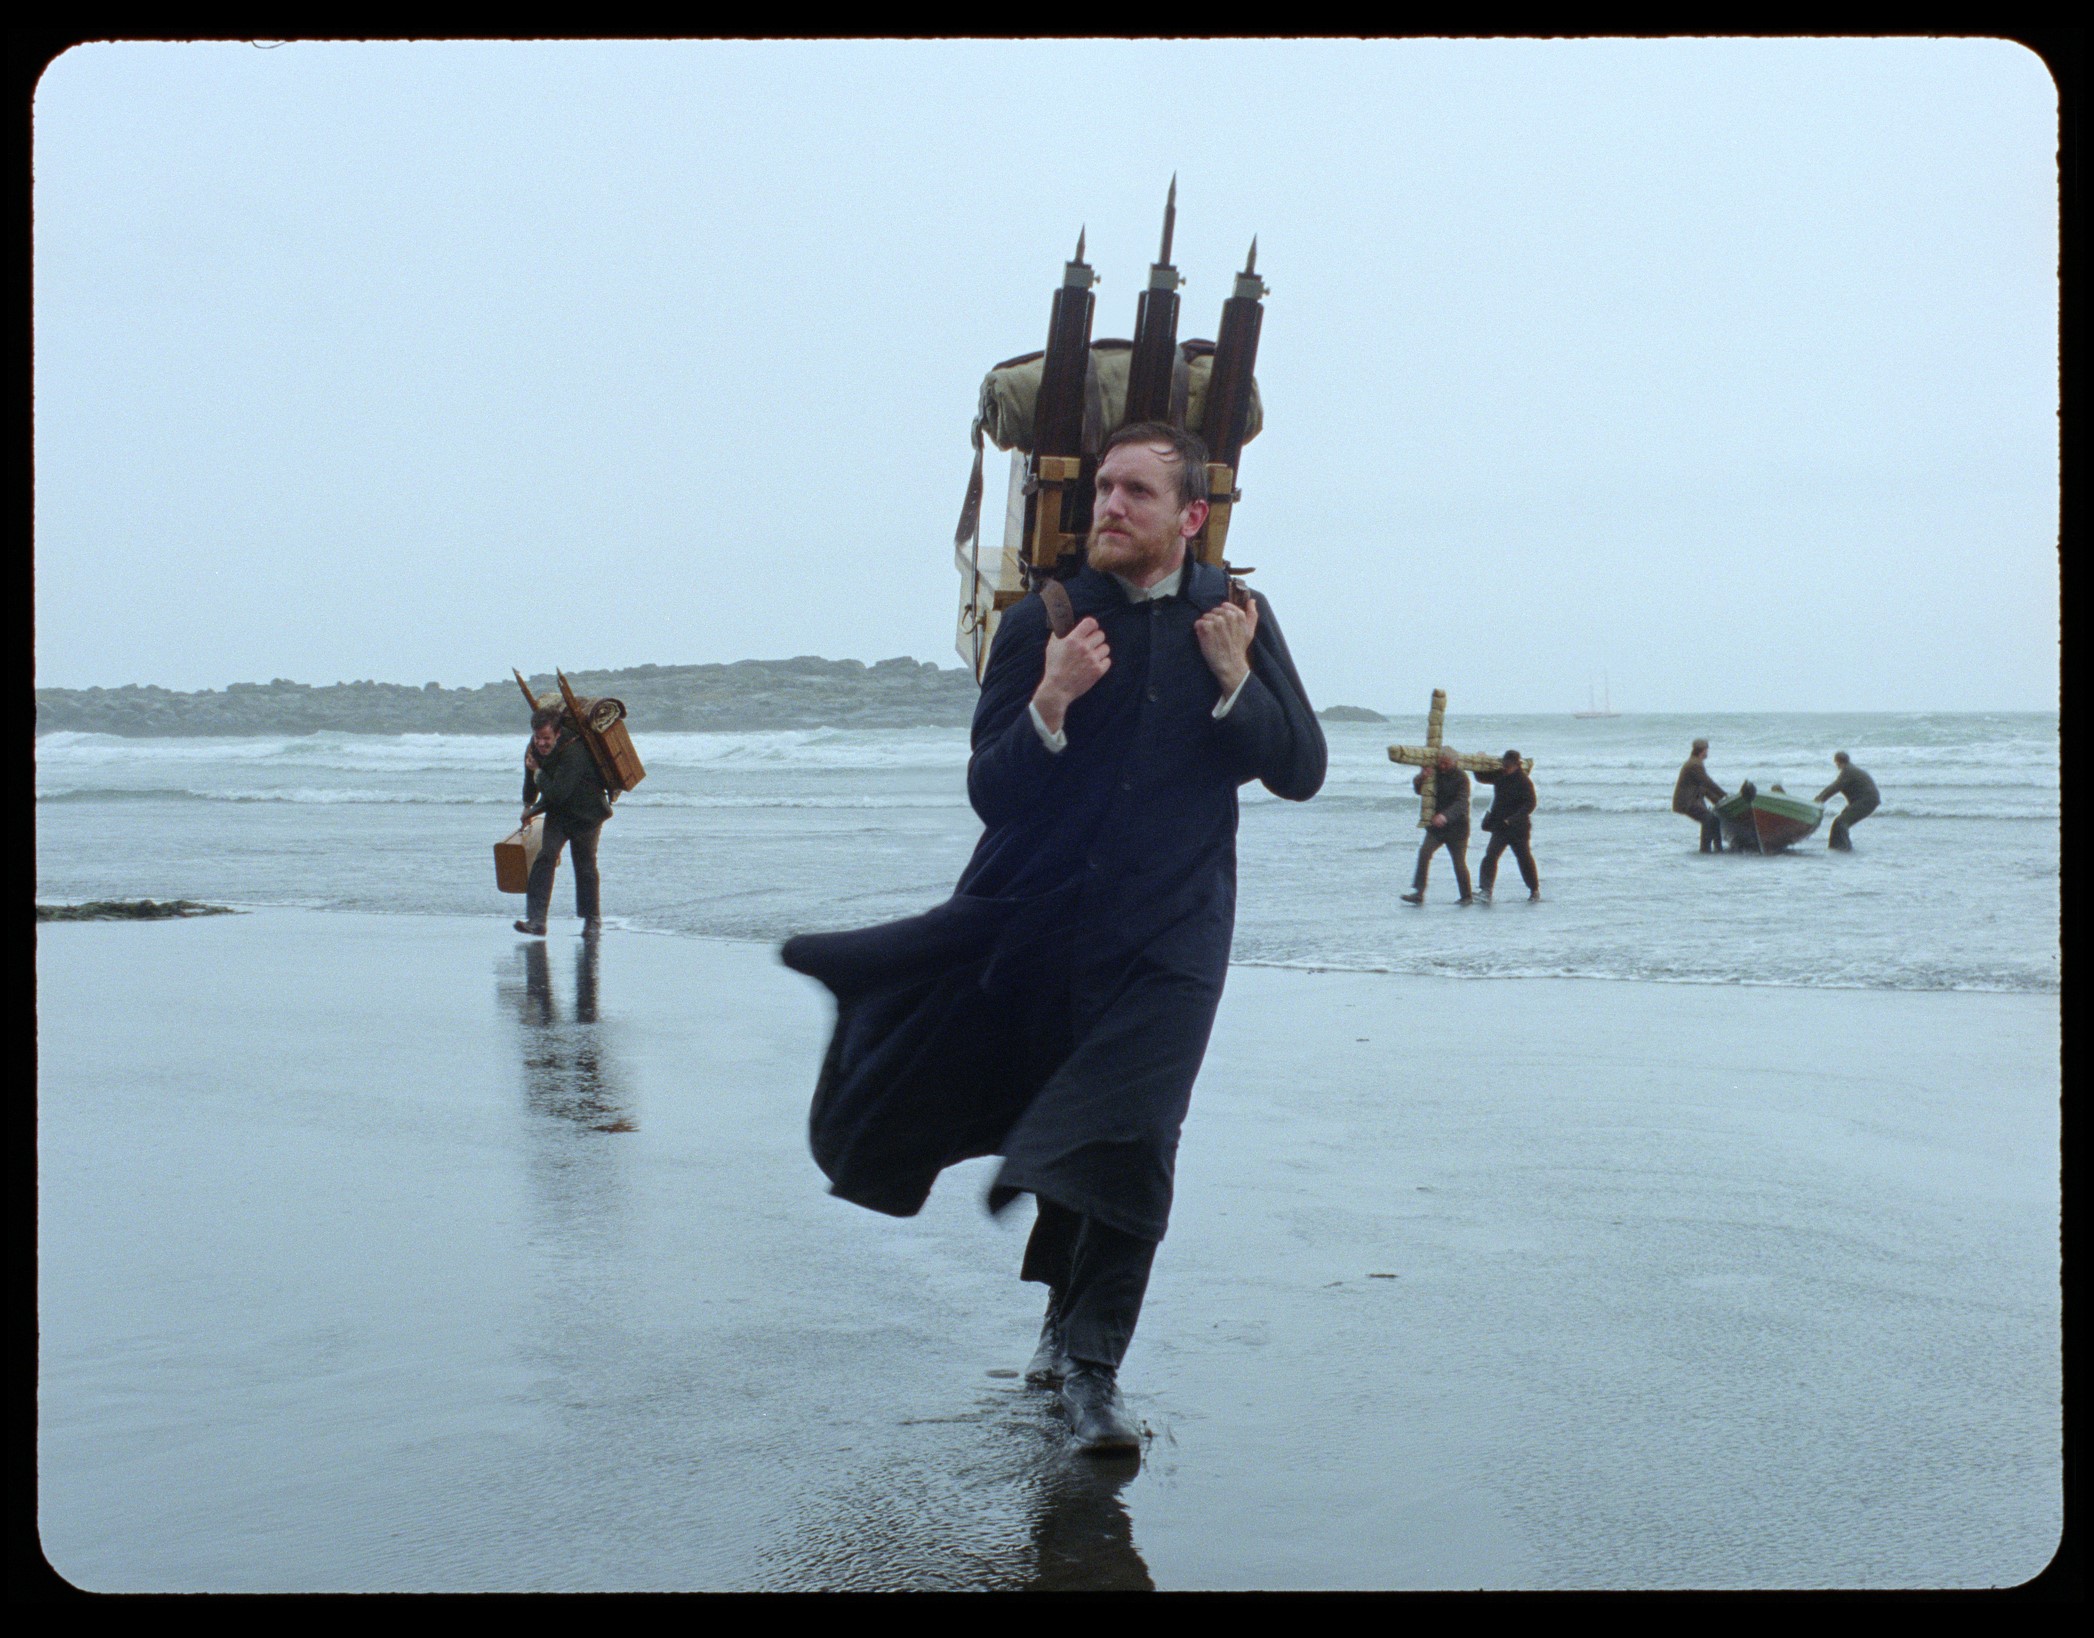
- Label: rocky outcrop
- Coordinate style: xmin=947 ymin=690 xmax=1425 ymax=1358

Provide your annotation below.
xmin=36 ymin=657 xmax=983 ymax=737
xmin=1318 ymin=704 xmax=1388 ymax=723
xmin=37 ymin=900 xmax=240 ymax=920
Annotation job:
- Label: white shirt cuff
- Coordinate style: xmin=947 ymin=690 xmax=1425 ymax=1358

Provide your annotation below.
xmin=1029 ymin=700 xmax=1067 ymax=753
xmin=1212 ymin=674 xmax=1250 ymax=720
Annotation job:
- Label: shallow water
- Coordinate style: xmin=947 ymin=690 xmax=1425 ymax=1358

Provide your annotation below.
xmin=37 ymin=710 xmax=2058 ymax=993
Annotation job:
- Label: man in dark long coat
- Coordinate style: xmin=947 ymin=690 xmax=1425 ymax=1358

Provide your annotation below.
xmin=781 ymin=421 xmax=1325 ymax=1453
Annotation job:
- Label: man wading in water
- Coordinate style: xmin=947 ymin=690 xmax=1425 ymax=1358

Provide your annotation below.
xmin=1674 ymin=738 xmax=1727 ymax=853
xmin=1401 ymin=745 xmax=1474 ymax=905
xmin=1816 ymin=751 xmax=1881 ymax=851
xmin=782 ymin=422 xmax=1325 ymax=1454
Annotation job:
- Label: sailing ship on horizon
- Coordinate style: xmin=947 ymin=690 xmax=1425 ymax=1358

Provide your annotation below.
xmin=1573 ymin=672 xmax=1619 ymax=719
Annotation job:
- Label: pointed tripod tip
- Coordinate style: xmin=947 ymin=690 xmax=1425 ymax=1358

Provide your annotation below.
xmin=1245 ymin=235 xmax=1258 ymax=274
xmin=1074 ymin=226 xmax=1086 ymax=263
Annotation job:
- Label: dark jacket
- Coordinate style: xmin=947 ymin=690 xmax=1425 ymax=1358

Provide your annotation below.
xmin=1474 ymin=766 xmax=1536 ymax=834
xmin=1412 ymin=766 xmax=1471 ymax=827
xmin=1673 ymin=756 xmax=1725 ymax=814
xmin=781 ymin=559 xmax=1325 ymax=1243
xmin=523 ymin=732 xmax=609 ymax=833
xmin=1815 ymin=764 xmax=1879 ymax=808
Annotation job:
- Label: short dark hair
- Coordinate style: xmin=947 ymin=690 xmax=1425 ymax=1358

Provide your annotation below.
xmin=1099 ymin=420 xmax=1209 ymax=507
xmin=1502 ymin=749 xmax=1521 ymax=765
xmin=1834 ymin=750 xmax=1850 ymax=765
xmin=1692 ymin=738 xmax=1709 ymax=753
xmin=531 ymin=705 xmax=563 ymax=731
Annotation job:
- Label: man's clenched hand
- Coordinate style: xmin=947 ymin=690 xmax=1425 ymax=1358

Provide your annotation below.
xmin=1194 ymin=595 xmax=1259 ymax=697
xmin=1033 ymin=616 xmax=1111 ymax=736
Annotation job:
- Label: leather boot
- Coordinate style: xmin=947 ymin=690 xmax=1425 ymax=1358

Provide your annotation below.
xmin=1060 ymin=1363 xmax=1141 ymax=1455
xmin=1025 ymin=1296 xmax=1070 ymax=1386
xmin=514 ymin=920 xmax=546 ymax=936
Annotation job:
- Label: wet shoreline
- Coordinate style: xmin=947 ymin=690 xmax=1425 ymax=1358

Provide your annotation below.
xmin=37 ymin=910 xmax=2061 ymax=1589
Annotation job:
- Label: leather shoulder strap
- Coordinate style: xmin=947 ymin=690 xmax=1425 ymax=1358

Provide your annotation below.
xmin=1040 ymin=579 xmax=1076 ymax=638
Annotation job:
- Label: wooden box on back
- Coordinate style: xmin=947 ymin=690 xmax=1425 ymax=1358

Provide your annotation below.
xmin=597 ymin=719 xmax=645 ymax=793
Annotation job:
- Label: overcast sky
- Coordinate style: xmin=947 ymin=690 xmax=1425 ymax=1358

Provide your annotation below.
xmin=32 ymin=38 xmax=2058 ymax=712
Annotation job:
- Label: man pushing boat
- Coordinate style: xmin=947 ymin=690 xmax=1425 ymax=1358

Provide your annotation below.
xmin=1674 ymin=738 xmax=1728 ymax=853
xmin=1815 ymin=752 xmax=1880 ymax=851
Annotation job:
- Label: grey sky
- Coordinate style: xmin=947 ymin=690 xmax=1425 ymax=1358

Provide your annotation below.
xmin=33 ymin=38 xmax=2058 ymax=712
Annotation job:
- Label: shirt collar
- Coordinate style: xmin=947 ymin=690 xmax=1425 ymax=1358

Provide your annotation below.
xmin=1110 ymin=561 xmax=1184 ymax=603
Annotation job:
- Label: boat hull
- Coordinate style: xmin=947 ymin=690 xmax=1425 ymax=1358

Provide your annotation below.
xmin=1714 ymin=789 xmax=1824 ymax=853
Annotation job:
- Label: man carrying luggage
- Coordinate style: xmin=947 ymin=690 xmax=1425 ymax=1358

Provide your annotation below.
xmin=782 ymin=423 xmax=1326 ymax=1455
xmin=517 ymin=705 xmax=609 ymax=938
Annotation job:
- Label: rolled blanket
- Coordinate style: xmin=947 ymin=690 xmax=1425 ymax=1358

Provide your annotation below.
xmin=567 ymin=696 xmax=626 ymax=733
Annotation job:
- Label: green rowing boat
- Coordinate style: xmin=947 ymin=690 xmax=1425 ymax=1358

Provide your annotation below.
xmin=1714 ymin=781 xmax=1824 ymax=853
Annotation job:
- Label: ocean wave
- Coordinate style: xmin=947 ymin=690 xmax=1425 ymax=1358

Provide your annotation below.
xmin=1279 ymin=790 xmax=2057 ymax=821
xmin=35 ymin=783 xmax=975 ymax=812
xmin=35 ymin=732 xmax=525 ymax=771
xmin=42 ymin=778 xmax=2054 ymax=825
xmin=1228 ymin=952 xmax=2059 ymax=995
xmin=36 ymin=785 xmax=514 ymax=807
xmin=1316 ymin=763 xmax=2057 ymax=794
xmin=34 ymin=726 xmax=976 ymax=776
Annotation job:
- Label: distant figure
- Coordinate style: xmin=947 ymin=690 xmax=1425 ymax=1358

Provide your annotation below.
xmin=516 ymin=704 xmax=610 ymax=938
xmin=1402 ymin=745 xmax=1473 ymax=904
xmin=1474 ymin=749 xmax=1540 ymax=902
xmin=1673 ymin=738 xmax=1727 ymax=853
xmin=1815 ymin=751 xmax=1880 ymax=851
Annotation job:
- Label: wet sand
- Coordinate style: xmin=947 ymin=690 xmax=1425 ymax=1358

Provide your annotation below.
xmin=37 ymin=911 xmax=2060 ymax=1590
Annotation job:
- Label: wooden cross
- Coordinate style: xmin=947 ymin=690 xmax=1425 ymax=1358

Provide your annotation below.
xmin=1387 ymin=689 xmax=1533 ymax=828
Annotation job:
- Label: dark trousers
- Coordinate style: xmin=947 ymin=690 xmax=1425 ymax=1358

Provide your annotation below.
xmin=1682 ymin=803 xmax=1723 ymax=852
xmin=525 ymin=816 xmax=602 ymax=926
xmin=1480 ymin=825 xmax=1538 ymax=893
xmin=1829 ymin=796 xmax=1877 ymax=849
xmin=1022 ymin=1196 xmax=1158 ymax=1372
xmin=1413 ymin=822 xmax=1472 ymax=897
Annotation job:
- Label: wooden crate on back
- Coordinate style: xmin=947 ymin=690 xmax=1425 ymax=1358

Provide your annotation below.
xmin=556 ymin=670 xmax=646 ymax=800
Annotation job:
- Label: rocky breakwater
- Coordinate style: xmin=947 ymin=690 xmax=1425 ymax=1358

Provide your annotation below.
xmin=36 ymin=658 xmax=983 ymax=738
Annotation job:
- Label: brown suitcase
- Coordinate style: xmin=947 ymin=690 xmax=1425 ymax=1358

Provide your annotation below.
xmin=494 ymin=815 xmax=545 ymax=894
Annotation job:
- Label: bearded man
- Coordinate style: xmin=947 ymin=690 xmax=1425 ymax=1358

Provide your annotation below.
xmin=782 ymin=421 xmax=1325 ymax=1454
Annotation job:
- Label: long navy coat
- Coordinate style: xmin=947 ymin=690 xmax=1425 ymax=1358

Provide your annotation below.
xmin=781 ymin=558 xmax=1325 ymax=1243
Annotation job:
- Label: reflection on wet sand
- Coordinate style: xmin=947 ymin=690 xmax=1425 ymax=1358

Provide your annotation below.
xmin=498 ymin=935 xmax=635 ymax=1263
xmin=1024 ymin=1446 xmax=1151 ymax=1591
xmin=504 ymin=938 xmax=632 ymax=1133
xmin=758 ymin=1385 xmax=1153 ymax=1590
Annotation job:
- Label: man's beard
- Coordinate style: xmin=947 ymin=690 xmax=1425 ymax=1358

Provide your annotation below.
xmin=1086 ymin=517 xmax=1184 ymax=583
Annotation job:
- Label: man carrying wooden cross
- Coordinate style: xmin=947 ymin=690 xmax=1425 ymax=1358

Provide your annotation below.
xmin=1474 ymin=749 xmax=1541 ymax=902
xmin=1401 ymin=745 xmax=1473 ymax=905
